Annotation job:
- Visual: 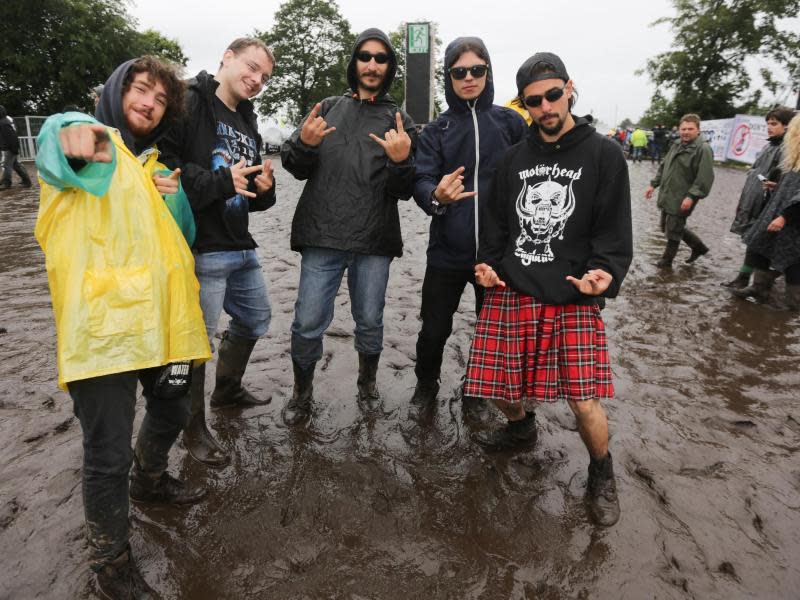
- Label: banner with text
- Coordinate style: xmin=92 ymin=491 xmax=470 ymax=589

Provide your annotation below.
xmin=699 ymin=115 xmax=769 ymax=165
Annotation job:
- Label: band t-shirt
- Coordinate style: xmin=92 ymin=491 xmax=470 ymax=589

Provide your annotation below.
xmin=202 ymin=95 xmax=260 ymax=249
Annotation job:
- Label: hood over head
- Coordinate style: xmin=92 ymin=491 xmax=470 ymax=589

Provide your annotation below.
xmin=95 ymin=59 xmax=172 ymax=155
xmin=347 ymin=28 xmax=397 ymax=97
xmin=443 ymin=36 xmax=494 ymax=112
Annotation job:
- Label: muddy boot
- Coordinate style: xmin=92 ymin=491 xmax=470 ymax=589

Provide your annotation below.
xmin=461 ymin=395 xmax=490 ymax=428
xmin=282 ymin=361 xmax=315 ymax=426
xmin=210 ymin=331 xmax=270 ymax=408
xmin=407 ymin=378 xmax=440 ymax=423
xmin=356 ymin=352 xmax=381 ymax=407
xmin=183 ymin=363 xmax=230 ymax=467
xmin=785 ymin=285 xmax=800 ymax=311
xmin=473 ymin=411 xmax=536 ymax=452
xmin=683 ymin=230 xmax=709 ymax=263
xmin=732 ymin=269 xmax=774 ymax=303
xmin=95 ymin=549 xmax=156 ymax=600
xmin=585 ymin=453 xmax=620 ymax=527
xmin=656 ymin=240 xmax=679 ymax=268
xmin=129 ymin=460 xmax=206 ymax=505
xmin=721 ymin=271 xmax=750 ymax=289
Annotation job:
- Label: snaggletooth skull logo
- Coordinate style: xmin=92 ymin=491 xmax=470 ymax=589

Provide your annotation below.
xmin=514 ymin=178 xmax=576 ymax=265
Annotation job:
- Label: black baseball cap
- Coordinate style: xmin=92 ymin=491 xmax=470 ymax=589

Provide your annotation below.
xmin=516 ymin=52 xmax=570 ymax=95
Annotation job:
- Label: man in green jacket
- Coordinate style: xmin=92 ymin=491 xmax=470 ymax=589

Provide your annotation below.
xmin=645 ymin=113 xmax=714 ymax=267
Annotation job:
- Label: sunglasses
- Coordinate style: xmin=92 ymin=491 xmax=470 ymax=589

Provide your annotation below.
xmin=449 ymin=65 xmax=489 ymax=80
xmin=523 ymin=86 xmax=566 ymax=108
xmin=356 ymin=51 xmax=390 ymax=64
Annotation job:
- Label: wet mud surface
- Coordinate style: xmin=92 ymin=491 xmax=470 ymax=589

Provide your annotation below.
xmin=0 ymin=159 xmax=798 ymax=599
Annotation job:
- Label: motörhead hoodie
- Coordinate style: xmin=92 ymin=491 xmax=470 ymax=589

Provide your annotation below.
xmin=478 ymin=115 xmax=632 ymax=305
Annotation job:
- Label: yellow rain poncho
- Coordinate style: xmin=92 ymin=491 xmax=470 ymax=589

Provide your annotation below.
xmin=34 ymin=113 xmax=210 ymax=390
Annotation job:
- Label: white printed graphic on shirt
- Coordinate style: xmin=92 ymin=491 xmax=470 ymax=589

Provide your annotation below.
xmin=514 ymin=174 xmax=577 ymax=265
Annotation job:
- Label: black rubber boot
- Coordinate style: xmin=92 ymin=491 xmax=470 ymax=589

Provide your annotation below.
xmin=95 ymin=549 xmax=156 ymax=600
xmin=356 ymin=352 xmax=381 ymax=407
xmin=461 ymin=395 xmax=490 ymax=428
xmin=656 ymin=240 xmax=680 ymax=268
xmin=282 ymin=361 xmax=315 ymax=426
xmin=684 ymin=234 xmax=709 ymax=263
xmin=721 ymin=271 xmax=750 ymax=289
xmin=586 ymin=453 xmax=620 ymax=527
xmin=183 ymin=362 xmax=230 ymax=467
xmin=129 ymin=460 xmax=206 ymax=505
xmin=785 ymin=284 xmax=800 ymax=311
xmin=210 ymin=331 xmax=270 ymax=408
xmin=732 ymin=269 xmax=774 ymax=303
xmin=473 ymin=411 xmax=536 ymax=452
xmin=407 ymin=378 xmax=440 ymax=423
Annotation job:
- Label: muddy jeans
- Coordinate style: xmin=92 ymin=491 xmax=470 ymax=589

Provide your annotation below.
xmin=69 ymin=369 xmax=190 ymax=570
xmin=415 ymin=264 xmax=484 ymax=382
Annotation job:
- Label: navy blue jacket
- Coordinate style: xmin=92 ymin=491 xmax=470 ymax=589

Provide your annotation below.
xmin=413 ymin=37 xmax=526 ymax=270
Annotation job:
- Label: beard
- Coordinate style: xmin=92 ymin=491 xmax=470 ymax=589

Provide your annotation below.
xmin=359 ymin=70 xmax=385 ymax=93
xmin=536 ymin=112 xmax=566 ymax=136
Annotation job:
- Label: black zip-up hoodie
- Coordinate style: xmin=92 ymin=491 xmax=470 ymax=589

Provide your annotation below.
xmin=281 ymin=28 xmax=417 ymax=258
xmin=480 ymin=116 xmax=632 ymax=304
xmin=159 ymin=71 xmax=276 ymax=253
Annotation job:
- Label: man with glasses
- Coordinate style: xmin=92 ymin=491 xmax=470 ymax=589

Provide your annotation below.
xmin=160 ymin=38 xmax=277 ymax=466
xmin=281 ymin=28 xmax=416 ymax=426
xmin=410 ymin=37 xmax=526 ymax=425
xmin=464 ymin=53 xmax=632 ymax=527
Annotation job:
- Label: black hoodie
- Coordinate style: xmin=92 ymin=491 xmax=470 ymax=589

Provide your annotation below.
xmin=281 ymin=28 xmax=417 ymax=258
xmin=480 ymin=116 xmax=632 ymax=304
xmin=159 ymin=71 xmax=275 ymax=253
xmin=413 ymin=37 xmax=526 ymax=270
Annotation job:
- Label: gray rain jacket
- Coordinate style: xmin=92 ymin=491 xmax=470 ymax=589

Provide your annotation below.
xmin=281 ymin=28 xmax=417 ymax=258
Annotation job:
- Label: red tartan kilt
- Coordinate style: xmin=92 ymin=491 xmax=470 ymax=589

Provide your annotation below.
xmin=464 ymin=286 xmax=613 ymax=408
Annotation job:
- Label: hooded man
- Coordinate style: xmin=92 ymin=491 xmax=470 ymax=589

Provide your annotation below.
xmin=34 ymin=56 xmax=211 ymax=598
xmin=159 ymin=37 xmax=277 ymax=468
xmin=464 ymin=52 xmax=632 ymax=527
xmin=281 ymin=28 xmax=417 ymax=426
xmin=410 ymin=37 xmax=526 ymax=425
xmin=0 ymin=105 xmax=33 ymax=188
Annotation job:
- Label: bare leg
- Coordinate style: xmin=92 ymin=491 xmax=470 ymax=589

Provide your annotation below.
xmin=567 ymin=398 xmax=609 ymax=459
xmin=494 ymin=400 xmax=526 ymax=421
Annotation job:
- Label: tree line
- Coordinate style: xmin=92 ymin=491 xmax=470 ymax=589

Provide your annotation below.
xmin=1 ymin=0 xmax=797 ymax=124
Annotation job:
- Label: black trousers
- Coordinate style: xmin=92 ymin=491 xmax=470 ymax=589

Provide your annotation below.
xmin=69 ymin=369 xmax=190 ymax=570
xmin=745 ymin=248 xmax=800 ymax=284
xmin=414 ymin=264 xmax=485 ymax=381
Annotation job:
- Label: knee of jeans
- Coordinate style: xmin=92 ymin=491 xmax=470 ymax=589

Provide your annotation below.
xmin=230 ymin=308 xmax=271 ymax=339
xmin=145 ymin=394 xmax=191 ymax=430
xmin=83 ymin=443 xmax=134 ymax=478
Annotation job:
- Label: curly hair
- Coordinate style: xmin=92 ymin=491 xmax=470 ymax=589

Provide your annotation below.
xmin=781 ymin=113 xmax=800 ymax=173
xmin=122 ymin=55 xmax=186 ymax=125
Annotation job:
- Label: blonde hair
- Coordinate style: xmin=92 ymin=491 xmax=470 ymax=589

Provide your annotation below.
xmin=781 ymin=113 xmax=800 ymax=172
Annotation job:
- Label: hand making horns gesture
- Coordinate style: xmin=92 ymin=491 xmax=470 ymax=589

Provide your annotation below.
xmin=369 ymin=112 xmax=412 ymax=163
xmin=300 ymin=103 xmax=336 ymax=147
xmin=434 ymin=166 xmax=477 ymax=204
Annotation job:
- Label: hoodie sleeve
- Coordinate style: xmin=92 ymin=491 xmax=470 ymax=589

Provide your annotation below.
xmin=414 ymin=119 xmax=451 ymax=215
xmin=158 ymin=95 xmax=237 ymax=212
xmin=384 ymin=109 xmax=417 ymax=201
xmin=477 ymin=152 xmax=511 ymax=275
xmin=586 ymin=147 xmax=633 ymax=298
xmin=687 ymin=143 xmax=715 ymax=201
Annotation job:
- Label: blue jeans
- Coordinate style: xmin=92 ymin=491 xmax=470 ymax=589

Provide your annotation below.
xmin=291 ymin=247 xmax=392 ymax=369
xmin=194 ymin=250 xmax=271 ymax=349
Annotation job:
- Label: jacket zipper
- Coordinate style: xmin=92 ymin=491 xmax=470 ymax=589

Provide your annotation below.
xmin=470 ymin=100 xmax=480 ymax=259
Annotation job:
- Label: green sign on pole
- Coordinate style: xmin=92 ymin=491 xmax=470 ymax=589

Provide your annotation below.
xmin=408 ymin=23 xmax=429 ymax=54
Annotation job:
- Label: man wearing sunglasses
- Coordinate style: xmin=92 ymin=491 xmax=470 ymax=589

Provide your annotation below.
xmin=410 ymin=37 xmax=526 ymax=425
xmin=281 ymin=28 xmax=416 ymax=425
xmin=160 ymin=37 xmax=277 ymax=467
xmin=464 ymin=52 xmax=632 ymax=527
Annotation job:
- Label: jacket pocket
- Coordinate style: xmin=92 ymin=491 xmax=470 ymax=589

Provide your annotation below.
xmin=82 ymin=266 xmax=156 ymax=337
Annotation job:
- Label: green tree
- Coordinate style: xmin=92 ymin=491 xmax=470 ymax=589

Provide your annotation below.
xmin=133 ymin=29 xmax=188 ymax=67
xmin=0 ymin=0 xmax=186 ymax=115
xmin=641 ymin=0 xmax=800 ymax=121
xmin=257 ymin=0 xmax=354 ymax=122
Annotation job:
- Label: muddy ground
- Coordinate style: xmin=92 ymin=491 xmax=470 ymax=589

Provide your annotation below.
xmin=0 ymin=158 xmax=798 ymax=600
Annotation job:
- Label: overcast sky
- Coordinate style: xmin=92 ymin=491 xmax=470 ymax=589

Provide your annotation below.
xmin=129 ymin=0 xmax=797 ymax=128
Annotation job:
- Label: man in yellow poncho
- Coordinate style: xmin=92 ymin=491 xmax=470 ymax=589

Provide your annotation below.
xmin=34 ymin=56 xmax=211 ymax=599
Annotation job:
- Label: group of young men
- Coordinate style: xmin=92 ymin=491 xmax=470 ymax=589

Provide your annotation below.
xmin=35 ymin=30 xmax=633 ymax=598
